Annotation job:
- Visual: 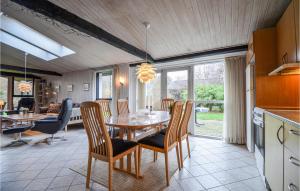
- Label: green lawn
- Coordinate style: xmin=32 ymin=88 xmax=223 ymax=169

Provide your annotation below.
xmin=196 ymin=112 xmax=223 ymax=121
xmin=195 ymin=112 xmax=224 ymax=137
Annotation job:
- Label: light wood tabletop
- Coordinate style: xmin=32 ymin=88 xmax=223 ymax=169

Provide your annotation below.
xmin=0 ymin=113 xmax=50 ymax=122
xmin=105 ymin=110 xmax=170 ymax=130
xmin=105 ymin=110 xmax=170 ymax=176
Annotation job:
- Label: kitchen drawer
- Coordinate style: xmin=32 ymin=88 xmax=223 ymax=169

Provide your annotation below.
xmin=284 ymin=148 xmax=299 ymax=191
xmin=284 ymin=122 xmax=300 ymax=156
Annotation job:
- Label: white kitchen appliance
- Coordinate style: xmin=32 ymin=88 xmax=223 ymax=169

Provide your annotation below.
xmin=246 ymin=64 xmax=255 ymax=152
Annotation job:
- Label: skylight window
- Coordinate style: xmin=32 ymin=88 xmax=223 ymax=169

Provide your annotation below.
xmin=0 ymin=13 xmax=75 ymax=61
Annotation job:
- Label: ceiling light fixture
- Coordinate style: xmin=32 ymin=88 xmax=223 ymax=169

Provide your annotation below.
xmin=136 ymin=22 xmax=156 ymax=83
xmin=18 ymin=53 xmax=32 ymax=94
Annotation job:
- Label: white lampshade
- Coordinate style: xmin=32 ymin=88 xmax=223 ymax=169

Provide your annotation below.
xmin=18 ymin=81 xmax=32 ymax=93
xmin=136 ymin=63 xmax=156 ymax=83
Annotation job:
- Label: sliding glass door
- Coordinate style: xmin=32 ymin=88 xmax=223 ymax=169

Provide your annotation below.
xmin=194 ymin=62 xmax=224 ymax=138
xmin=167 ymin=69 xmax=188 ymax=101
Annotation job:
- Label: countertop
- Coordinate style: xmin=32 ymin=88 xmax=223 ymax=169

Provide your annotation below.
xmin=264 ymin=109 xmax=300 ymax=128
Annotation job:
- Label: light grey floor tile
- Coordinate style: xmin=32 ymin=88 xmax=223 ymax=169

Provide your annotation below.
xmin=208 ymin=186 xmax=229 ymax=191
xmin=24 ymin=178 xmax=53 ymax=191
xmin=196 ymin=175 xmax=222 ymax=189
xmin=48 ymin=175 xmax=75 ymax=189
xmin=184 ymin=165 xmax=208 ymax=177
xmin=176 ymin=178 xmax=205 ymax=191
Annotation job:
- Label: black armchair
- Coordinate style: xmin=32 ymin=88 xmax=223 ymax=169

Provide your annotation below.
xmin=17 ymin=98 xmax=35 ymax=112
xmin=32 ymin=98 xmax=72 ymax=144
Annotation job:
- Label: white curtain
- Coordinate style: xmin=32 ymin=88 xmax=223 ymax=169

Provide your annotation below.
xmin=223 ymin=56 xmax=246 ymax=144
xmin=112 ymin=65 xmax=120 ymax=115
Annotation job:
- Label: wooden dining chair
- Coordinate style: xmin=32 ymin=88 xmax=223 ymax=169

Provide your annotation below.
xmin=138 ymin=101 xmax=184 ymax=186
xmin=80 ymin=102 xmax=139 ymax=191
xmin=177 ymin=100 xmax=193 ymax=168
xmin=161 ymin=98 xmax=174 ymax=112
xmin=95 ymin=99 xmax=112 ymax=117
xmin=117 ymin=99 xmax=129 ymax=115
xmin=95 ymin=99 xmax=119 ymax=138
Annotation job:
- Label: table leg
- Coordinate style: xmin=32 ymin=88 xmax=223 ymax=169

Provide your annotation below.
xmin=127 ymin=128 xmax=132 ymax=173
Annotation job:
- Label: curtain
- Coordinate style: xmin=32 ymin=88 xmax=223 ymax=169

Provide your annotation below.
xmin=112 ymin=65 xmax=120 ymax=115
xmin=223 ymin=56 xmax=246 ymax=144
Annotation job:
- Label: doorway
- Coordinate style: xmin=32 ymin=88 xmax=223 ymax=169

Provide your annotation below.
xmin=194 ymin=62 xmax=224 ymax=138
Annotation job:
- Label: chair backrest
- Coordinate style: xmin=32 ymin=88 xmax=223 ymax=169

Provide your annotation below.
xmin=17 ymin=98 xmax=35 ymax=111
xmin=95 ymin=99 xmax=112 ymax=117
xmin=161 ymin=98 xmax=174 ymax=112
xmin=80 ymin=101 xmax=112 ymax=158
xmin=178 ymin=100 xmax=193 ymax=138
xmin=57 ymin=98 xmax=73 ymax=129
xmin=117 ymin=99 xmax=129 ymax=115
xmin=164 ymin=101 xmax=184 ymax=148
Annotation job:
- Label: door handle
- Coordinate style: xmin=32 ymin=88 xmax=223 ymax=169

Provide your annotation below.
xmin=289 ymin=130 xmax=300 ymax=136
xmin=288 ymin=183 xmax=298 ymax=191
xmin=289 ymin=156 xmax=300 ymax=167
xmin=276 ymin=125 xmax=283 ymax=144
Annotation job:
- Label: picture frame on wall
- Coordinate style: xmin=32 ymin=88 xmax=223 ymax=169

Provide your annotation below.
xmin=67 ymin=85 xmax=73 ymax=92
xmin=83 ymin=83 xmax=89 ymax=91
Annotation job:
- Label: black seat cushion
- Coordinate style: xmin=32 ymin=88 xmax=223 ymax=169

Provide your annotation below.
xmin=138 ymin=133 xmax=165 ymax=148
xmin=159 ymin=128 xmax=167 ymax=135
xmin=3 ymin=125 xmax=32 ymax=134
xmin=111 ymin=138 xmax=137 ymax=157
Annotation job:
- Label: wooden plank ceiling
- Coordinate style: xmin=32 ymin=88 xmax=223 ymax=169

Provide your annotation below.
xmin=1 ymin=0 xmax=290 ymax=73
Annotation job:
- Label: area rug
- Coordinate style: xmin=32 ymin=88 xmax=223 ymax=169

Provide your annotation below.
xmin=70 ymin=145 xmax=193 ymax=191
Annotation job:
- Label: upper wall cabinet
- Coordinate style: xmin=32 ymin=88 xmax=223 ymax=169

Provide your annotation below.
xmin=276 ymin=0 xmax=299 ymax=66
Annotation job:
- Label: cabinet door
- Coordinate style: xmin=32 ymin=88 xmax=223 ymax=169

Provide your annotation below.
xmin=276 ymin=0 xmax=297 ymax=65
xmin=265 ymin=114 xmax=284 ymax=191
xmin=284 ymin=148 xmax=299 ymax=191
xmin=294 ymin=0 xmax=299 ymax=62
xmin=284 ymin=122 xmax=300 ymax=156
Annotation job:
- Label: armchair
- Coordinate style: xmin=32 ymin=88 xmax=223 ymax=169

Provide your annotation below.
xmin=32 ymin=98 xmax=72 ymax=144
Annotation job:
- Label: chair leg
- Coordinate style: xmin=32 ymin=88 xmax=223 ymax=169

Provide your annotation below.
xmin=138 ymin=146 xmax=142 ymax=176
xmin=176 ymin=144 xmax=181 ymax=170
xmin=164 ymin=151 xmax=170 ymax=186
xmin=108 ymin=161 xmax=113 ymax=191
xmin=179 ymin=140 xmax=184 ymax=168
xmin=153 ymin=151 xmax=158 ymax=162
xmin=186 ymin=135 xmax=191 ymax=158
xmin=86 ymin=153 xmax=92 ymax=188
xmin=134 ymin=147 xmax=138 ymax=178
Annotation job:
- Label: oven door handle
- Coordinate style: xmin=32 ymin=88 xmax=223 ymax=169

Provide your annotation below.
xmin=277 ymin=125 xmax=284 ymax=145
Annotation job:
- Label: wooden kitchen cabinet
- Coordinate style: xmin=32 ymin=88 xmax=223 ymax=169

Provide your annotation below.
xmin=265 ymin=114 xmax=284 ymax=191
xmin=276 ymin=0 xmax=299 ymax=65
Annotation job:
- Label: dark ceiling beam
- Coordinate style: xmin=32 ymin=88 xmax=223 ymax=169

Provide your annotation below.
xmin=130 ymin=45 xmax=248 ymax=67
xmin=0 ymin=71 xmax=41 ymax=79
xmin=10 ymin=0 xmax=154 ymax=62
xmin=1 ymin=64 xmax=62 ymax=76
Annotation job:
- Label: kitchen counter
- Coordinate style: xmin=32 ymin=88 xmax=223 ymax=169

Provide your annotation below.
xmin=264 ymin=110 xmax=300 ymax=128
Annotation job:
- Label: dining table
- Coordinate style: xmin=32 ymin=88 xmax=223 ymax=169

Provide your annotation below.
xmin=105 ymin=110 xmax=170 ymax=177
xmin=0 ymin=113 xmax=57 ymax=132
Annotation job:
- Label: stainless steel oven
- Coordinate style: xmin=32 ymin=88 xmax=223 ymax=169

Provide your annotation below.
xmin=253 ymin=107 xmax=265 ymax=179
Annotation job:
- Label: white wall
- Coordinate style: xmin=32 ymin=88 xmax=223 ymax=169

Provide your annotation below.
xmin=45 ymin=69 xmax=94 ymax=103
xmin=45 ymin=64 xmax=130 ymax=104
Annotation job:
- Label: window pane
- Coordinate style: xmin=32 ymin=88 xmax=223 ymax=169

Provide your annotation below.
xmin=146 ymin=73 xmax=161 ymax=110
xmin=167 ymin=70 xmax=188 ymax=101
xmin=102 ymin=75 xmax=112 ymax=98
xmin=96 ymin=70 xmax=113 ymax=99
xmin=0 ymin=77 xmax=8 ymax=109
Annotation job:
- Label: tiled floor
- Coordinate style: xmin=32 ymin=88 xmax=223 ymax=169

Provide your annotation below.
xmin=0 ymin=128 xmax=267 ymax=191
